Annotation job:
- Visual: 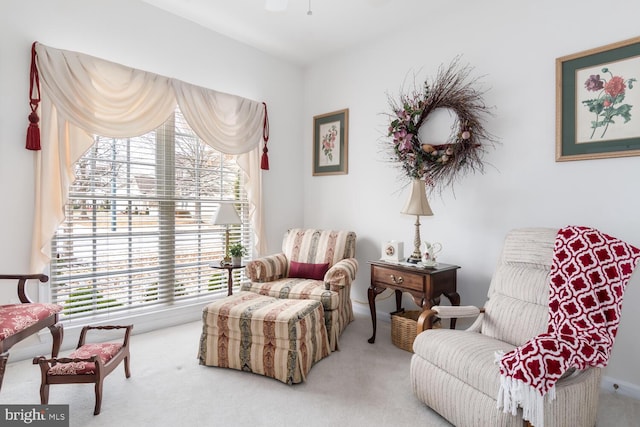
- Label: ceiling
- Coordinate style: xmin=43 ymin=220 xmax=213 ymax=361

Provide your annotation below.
xmin=141 ymin=0 xmax=440 ymax=66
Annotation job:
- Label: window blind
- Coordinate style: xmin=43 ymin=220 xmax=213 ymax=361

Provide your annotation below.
xmin=50 ymin=109 xmax=251 ymax=320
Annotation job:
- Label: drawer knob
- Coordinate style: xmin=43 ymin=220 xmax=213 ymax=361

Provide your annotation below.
xmin=390 ymin=274 xmax=404 ymax=285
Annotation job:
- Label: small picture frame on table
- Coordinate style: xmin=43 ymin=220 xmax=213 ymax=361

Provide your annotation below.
xmin=313 ymin=108 xmax=349 ymax=176
xmin=381 ymin=241 xmax=403 ymax=262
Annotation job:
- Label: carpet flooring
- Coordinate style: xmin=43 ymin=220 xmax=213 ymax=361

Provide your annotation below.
xmin=0 ymin=311 xmax=637 ymax=426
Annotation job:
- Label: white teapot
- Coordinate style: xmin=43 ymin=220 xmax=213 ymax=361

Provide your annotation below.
xmin=421 ymin=241 xmax=443 ymax=266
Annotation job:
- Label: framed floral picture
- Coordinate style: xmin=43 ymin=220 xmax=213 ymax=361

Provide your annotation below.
xmin=313 ymin=109 xmax=349 ymax=175
xmin=556 ymin=36 xmax=640 ymax=161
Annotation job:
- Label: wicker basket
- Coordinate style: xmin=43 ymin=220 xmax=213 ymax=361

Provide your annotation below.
xmin=390 ymin=310 xmax=421 ymax=352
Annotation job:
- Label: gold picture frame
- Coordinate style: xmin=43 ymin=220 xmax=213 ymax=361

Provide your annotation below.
xmin=313 ymin=109 xmax=349 ymax=176
xmin=556 ymin=36 xmax=640 ymax=161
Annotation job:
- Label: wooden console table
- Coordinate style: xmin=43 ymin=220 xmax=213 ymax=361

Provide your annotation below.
xmin=368 ymin=260 xmax=460 ymax=343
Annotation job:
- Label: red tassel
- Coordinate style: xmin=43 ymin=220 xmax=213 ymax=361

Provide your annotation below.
xmin=261 ymin=145 xmax=269 ymax=170
xmin=261 ymin=102 xmax=270 ymax=170
xmin=26 ymin=112 xmax=41 ymax=151
xmin=26 ymin=42 xmax=41 ymax=151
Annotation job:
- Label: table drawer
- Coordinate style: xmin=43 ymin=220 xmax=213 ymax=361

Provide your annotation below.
xmin=372 ymin=266 xmax=424 ymax=292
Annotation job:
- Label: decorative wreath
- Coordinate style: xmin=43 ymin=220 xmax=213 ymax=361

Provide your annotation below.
xmin=386 ymin=57 xmax=496 ymax=193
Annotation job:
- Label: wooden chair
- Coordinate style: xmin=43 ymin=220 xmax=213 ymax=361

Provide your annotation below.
xmin=0 ymin=274 xmax=63 ymax=391
xmin=33 ymin=325 xmax=132 ymax=415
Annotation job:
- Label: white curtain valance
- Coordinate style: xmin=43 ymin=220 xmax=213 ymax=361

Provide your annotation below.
xmin=30 ymin=42 xmax=268 ymax=271
xmin=173 ymin=81 xmax=264 ymax=155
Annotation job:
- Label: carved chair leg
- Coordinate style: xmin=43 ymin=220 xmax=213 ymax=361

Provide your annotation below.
xmin=48 ymin=323 xmax=64 ymax=358
xmin=94 ymin=379 xmax=104 ymax=415
xmin=33 ymin=357 xmax=50 ymax=404
xmin=0 ymin=353 xmax=8 ymax=391
xmin=124 ymin=355 xmax=131 ymax=378
xmin=40 ymin=383 xmax=50 ymax=404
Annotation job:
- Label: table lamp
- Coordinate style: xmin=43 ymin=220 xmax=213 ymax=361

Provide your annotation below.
xmin=213 ymin=202 xmax=241 ymax=265
xmin=401 ymin=179 xmax=433 ymax=263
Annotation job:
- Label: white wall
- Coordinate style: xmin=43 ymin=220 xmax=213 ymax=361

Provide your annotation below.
xmin=302 ymin=0 xmax=640 ymax=394
xmin=0 ymin=0 xmax=303 ymax=351
xmin=2 ymin=0 xmax=640 ymax=399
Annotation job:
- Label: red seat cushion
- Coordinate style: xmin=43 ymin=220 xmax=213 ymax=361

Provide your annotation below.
xmin=0 ymin=303 xmax=62 ymax=340
xmin=48 ymin=343 xmax=123 ymax=375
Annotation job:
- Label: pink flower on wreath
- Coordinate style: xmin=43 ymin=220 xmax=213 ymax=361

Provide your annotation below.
xmin=605 ymin=76 xmax=626 ymax=98
xmin=394 ymin=129 xmax=414 ymax=151
xmin=396 ymin=109 xmax=410 ymax=123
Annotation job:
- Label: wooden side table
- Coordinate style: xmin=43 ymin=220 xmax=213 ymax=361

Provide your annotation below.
xmin=368 ymin=260 xmax=460 ymax=343
xmin=209 ymin=263 xmax=245 ymax=296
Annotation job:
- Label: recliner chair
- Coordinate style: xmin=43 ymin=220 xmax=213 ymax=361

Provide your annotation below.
xmin=410 ymin=228 xmax=605 ymax=426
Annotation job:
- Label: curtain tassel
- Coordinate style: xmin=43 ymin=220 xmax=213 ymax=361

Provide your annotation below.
xmin=261 ymin=145 xmax=269 ymax=170
xmin=261 ymin=102 xmax=270 ymax=170
xmin=26 ymin=42 xmax=41 ymax=151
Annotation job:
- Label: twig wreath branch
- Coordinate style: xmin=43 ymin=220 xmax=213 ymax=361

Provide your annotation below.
xmin=386 ymin=57 xmax=497 ymax=194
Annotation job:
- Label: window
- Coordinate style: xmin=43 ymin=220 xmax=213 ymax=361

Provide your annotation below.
xmin=50 ymin=109 xmax=250 ymax=321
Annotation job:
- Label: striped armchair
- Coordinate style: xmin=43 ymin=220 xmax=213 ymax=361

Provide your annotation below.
xmin=241 ymin=229 xmax=357 ymax=351
xmin=410 ymin=228 xmax=602 ymax=427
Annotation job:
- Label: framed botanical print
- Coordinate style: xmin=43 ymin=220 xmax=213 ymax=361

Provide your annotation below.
xmin=556 ymin=36 xmax=640 ymax=161
xmin=313 ymin=108 xmax=349 ymax=175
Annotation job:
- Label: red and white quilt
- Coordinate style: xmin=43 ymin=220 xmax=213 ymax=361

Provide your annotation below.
xmin=497 ymin=226 xmax=640 ymax=427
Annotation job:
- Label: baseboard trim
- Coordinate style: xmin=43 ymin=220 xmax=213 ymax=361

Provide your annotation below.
xmin=601 ymin=376 xmax=640 ymax=399
xmin=352 ymin=301 xmax=391 ymax=322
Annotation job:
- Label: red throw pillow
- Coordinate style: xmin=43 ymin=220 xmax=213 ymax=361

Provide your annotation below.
xmin=289 ymin=261 xmax=330 ymax=280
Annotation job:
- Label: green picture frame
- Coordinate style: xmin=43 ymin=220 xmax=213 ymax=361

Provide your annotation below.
xmin=556 ymin=36 xmax=640 ymax=161
xmin=313 ymin=109 xmax=349 ymax=176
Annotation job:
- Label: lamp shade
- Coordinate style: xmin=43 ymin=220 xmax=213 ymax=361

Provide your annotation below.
xmin=213 ymin=202 xmax=241 ymax=225
xmin=401 ymin=179 xmax=433 ymax=216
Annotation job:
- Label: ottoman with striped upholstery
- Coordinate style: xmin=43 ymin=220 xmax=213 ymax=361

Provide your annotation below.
xmin=198 ymin=291 xmax=330 ymax=384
